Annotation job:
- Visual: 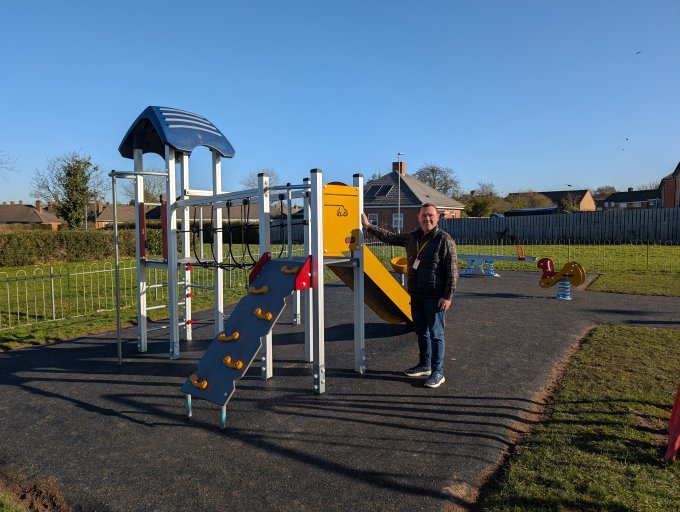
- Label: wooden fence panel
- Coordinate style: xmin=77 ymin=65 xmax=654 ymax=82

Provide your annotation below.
xmin=441 ymin=208 xmax=680 ymax=243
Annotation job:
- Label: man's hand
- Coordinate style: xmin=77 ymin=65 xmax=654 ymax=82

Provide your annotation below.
xmin=360 ymin=212 xmax=371 ymax=229
xmin=438 ymin=298 xmax=452 ymax=312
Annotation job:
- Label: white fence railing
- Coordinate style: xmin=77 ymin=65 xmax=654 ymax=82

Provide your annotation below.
xmin=1 ymin=241 xmax=678 ymax=333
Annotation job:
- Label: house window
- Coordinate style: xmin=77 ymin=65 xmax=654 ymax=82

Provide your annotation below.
xmin=392 ymin=213 xmax=403 ymax=229
xmin=634 ymin=202 xmax=641 ymax=208
xmin=367 ymin=213 xmax=378 ymax=226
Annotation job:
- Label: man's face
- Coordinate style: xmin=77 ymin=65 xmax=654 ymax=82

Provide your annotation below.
xmin=418 ymin=206 xmax=439 ymax=233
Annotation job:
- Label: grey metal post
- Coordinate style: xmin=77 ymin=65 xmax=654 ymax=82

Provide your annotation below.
xmin=310 ymin=169 xmax=325 ymax=393
xmin=112 ymin=173 xmax=122 ymax=365
xmin=133 ymin=150 xmax=148 ymax=353
xmin=50 ymin=267 xmax=56 ymax=321
xmin=166 ymin=146 xmax=180 ymax=359
xmin=303 ymin=177 xmax=313 ymax=361
xmin=180 ymin=152 xmax=192 ymax=342
xmin=258 ymin=172 xmax=273 ymax=380
xmin=212 ymin=151 xmax=224 ymax=336
xmin=353 ymin=173 xmax=366 ymax=373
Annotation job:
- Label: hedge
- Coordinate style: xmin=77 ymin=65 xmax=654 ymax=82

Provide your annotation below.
xmin=0 ymin=229 xmax=162 ymax=266
xmin=0 ymin=223 xmax=261 ymax=267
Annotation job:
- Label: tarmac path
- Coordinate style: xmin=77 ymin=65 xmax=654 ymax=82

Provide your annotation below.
xmin=1 ymin=272 xmax=679 ymax=512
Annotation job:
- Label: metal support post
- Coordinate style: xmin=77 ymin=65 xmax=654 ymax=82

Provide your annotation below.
xmin=212 ymin=150 xmax=224 ymax=336
xmin=133 ymin=149 xmax=148 ymax=352
xmin=287 ymin=186 xmax=301 ymax=325
xmin=353 ymin=174 xmax=366 ymax=374
xmin=219 ymin=404 xmax=228 ymax=429
xmin=303 ymin=177 xmax=313 ymax=362
xmin=310 ymin=169 xmax=325 ymax=393
xmin=112 ymin=176 xmax=122 ymax=365
xmin=258 ymin=172 xmax=273 ymax=380
xmin=166 ymin=146 xmax=180 ymax=359
xmin=186 ymin=394 xmax=192 ymax=418
xmin=180 ymin=153 xmax=192 ymax=342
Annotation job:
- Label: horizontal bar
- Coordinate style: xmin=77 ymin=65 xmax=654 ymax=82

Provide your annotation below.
xmin=109 ymin=170 xmax=168 ymax=177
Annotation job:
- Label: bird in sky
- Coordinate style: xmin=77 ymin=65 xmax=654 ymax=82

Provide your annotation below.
xmin=636 ymin=51 xmax=641 ymax=54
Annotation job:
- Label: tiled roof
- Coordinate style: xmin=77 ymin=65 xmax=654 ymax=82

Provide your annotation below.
xmin=0 ymin=204 xmax=62 ymax=224
xmin=605 ymin=189 xmax=660 ymax=203
xmin=364 ymin=171 xmax=464 ymax=209
xmin=506 ymin=190 xmax=590 ymax=204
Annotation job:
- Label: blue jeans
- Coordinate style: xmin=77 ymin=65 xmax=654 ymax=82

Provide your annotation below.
xmin=410 ymin=296 xmax=447 ymax=374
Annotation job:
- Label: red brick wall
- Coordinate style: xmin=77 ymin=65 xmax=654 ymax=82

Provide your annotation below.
xmin=365 ymin=206 xmax=461 ymax=232
xmin=661 ymin=178 xmax=677 ymax=208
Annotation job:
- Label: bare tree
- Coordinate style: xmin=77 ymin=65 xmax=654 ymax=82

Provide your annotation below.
xmin=474 ymin=181 xmax=497 ymax=197
xmin=240 ymin=168 xmax=280 ymax=189
xmin=637 ymin=181 xmax=660 ymax=191
xmin=121 ymin=170 xmax=166 ymax=203
xmin=0 ymin=150 xmax=16 ymax=173
xmin=592 ymin=185 xmax=617 ymax=199
xmin=413 ymin=164 xmax=462 ymax=198
xmin=30 ymin=151 xmax=108 ymax=229
xmin=367 ymin=170 xmax=382 ymax=182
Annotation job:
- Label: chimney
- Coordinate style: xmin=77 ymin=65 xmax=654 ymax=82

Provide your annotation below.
xmin=35 ymin=200 xmax=42 ymax=212
xmin=392 ymin=161 xmax=406 ymax=175
xmin=628 ymin=187 xmax=633 ymax=192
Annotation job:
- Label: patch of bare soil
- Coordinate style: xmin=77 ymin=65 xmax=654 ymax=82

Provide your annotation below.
xmin=0 ymin=467 xmax=74 ymax=512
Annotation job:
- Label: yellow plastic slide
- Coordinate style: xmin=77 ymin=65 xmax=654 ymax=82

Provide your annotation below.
xmin=328 ymin=247 xmax=412 ymax=325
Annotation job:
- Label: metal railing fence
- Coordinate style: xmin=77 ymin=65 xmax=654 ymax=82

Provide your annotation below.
xmin=1 ymin=240 xmax=677 ymax=333
xmin=0 ymin=244 xmax=306 ymax=332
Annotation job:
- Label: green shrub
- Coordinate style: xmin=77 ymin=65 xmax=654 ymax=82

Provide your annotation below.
xmin=0 ymin=229 xmax=144 ymax=265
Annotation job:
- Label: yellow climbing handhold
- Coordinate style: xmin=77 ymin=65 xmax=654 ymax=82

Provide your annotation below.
xmin=223 ymin=355 xmax=244 ymax=370
xmin=254 ymin=307 xmax=273 ymax=321
xmin=248 ymin=285 xmax=270 ymax=295
xmin=218 ymin=331 xmax=240 ymax=342
xmin=281 ymin=265 xmax=300 ymax=274
xmin=190 ymin=374 xmax=208 ymax=390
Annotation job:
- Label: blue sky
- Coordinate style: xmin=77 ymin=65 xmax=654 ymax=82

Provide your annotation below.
xmin=1 ymin=0 xmax=678 ymax=204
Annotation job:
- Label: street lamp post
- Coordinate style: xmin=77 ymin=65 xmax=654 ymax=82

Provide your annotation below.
xmin=397 ymin=152 xmax=404 ymax=233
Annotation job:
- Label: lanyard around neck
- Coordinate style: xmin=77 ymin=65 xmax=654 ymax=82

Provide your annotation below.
xmin=416 ymin=230 xmax=435 ymax=258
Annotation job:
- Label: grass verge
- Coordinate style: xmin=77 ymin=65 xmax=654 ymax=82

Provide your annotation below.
xmin=480 ymin=325 xmax=680 ymax=511
xmin=588 ymin=272 xmax=680 ymax=296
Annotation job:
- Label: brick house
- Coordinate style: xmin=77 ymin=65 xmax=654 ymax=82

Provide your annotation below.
xmin=363 ymin=162 xmax=465 ymax=232
xmin=506 ymin=189 xmax=596 ymax=212
xmin=603 ymin=188 xmax=661 ymax=210
xmin=660 ymin=161 xmax=680 ymax=208
xmin=0 ymin=201 xmax=63 ymax=230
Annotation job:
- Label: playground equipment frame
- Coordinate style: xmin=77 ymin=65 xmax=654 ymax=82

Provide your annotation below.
xmin=110 ymin=109 xmax=369 ymax=399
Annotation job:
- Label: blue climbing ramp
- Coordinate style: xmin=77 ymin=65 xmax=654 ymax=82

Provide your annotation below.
xmin=180 ymin=255 xmax=309 ymax=405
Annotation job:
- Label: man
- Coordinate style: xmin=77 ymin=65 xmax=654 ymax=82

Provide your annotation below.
xmin=361 ymin=203 xmax=458 ymax=388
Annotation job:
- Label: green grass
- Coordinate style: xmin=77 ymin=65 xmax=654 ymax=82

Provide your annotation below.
xmin=588 ymin=272 xmax=680 ymax=296
xmin=1 ymin=243 xmax=679 ymax=349
xmin=481 ymin=325 xmax=680 ymax=511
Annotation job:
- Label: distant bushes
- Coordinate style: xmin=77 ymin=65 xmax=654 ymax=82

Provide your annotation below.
xmin=0 ymin=229 xmax=156 ymax=266
xmin=0 ymin=223 xmax=261 ymax=267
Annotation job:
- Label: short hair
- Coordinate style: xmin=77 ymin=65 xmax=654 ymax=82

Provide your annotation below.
xmin=420 ymin=203 xmax=439 ymax=211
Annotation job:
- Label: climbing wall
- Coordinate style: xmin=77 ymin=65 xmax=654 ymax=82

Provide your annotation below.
xmin=180 ymin=255 xmax=310 ymax=405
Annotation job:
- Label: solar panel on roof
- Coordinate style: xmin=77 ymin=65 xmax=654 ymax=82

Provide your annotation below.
xmin=365 ymin=185 xmax=382 ymax=197
xmin=376 ymin=185 xmax=393 ymax=196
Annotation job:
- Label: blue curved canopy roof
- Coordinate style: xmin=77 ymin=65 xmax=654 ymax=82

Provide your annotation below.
xmin=118 ymin=106 xmax=235 ymax=159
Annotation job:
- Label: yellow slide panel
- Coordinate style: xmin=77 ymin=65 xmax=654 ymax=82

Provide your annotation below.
xmin=328 ymin=247 xmax=412 ymax=325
